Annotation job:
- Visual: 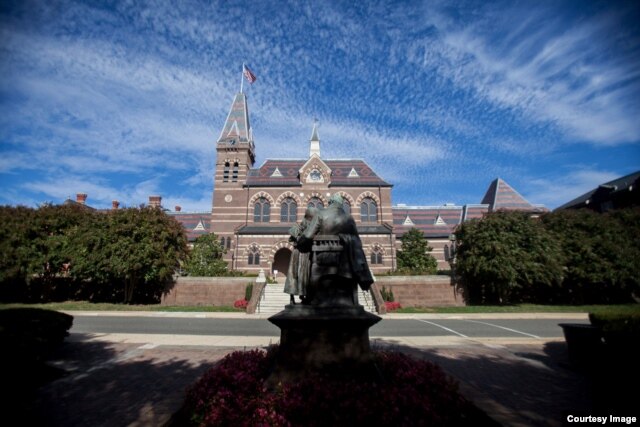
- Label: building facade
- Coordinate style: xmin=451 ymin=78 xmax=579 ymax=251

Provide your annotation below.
xmin=209 ymin=92 xmax=395 ymax=277
xmin=171 ymin=92 xmax=548 ymax=276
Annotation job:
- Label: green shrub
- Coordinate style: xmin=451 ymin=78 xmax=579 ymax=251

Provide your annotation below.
xmin=380 ymin=286 xmax=394 ymax=302
xmin=245 ymin=283 xmax=253 ymax=301
xmin=588 ymin=310 xmax=640 ymax=352
xmin=0 ymin=308 xmax=73 ymax=364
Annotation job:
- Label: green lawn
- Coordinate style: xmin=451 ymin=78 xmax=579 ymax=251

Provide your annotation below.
xmin=394 ymin=303 xmax=640 ymax=314
xmin=1 ymin=301 xmax=637 ymax=314
xmin=0 ymin=301 xmax=242 ymax=312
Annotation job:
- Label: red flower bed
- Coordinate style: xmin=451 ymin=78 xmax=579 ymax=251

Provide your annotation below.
xmin=385 ymin=301 xmax=401 ymax=311
xmin=180 ymin=347 xmax=484 ymax=426
xmin=233 ymin=299 xmax=248 ymax=309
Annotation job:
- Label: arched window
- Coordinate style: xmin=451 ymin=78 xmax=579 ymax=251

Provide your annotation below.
xmin=342 ymin=199 xmax=351 ymax=215
xmin=360 ymin=198 xmax=377 ymax=222
xmin=307 ymin=197 xmax=324 ymax=210
xmin=223 ymin=162 xmax=230 ymax=182
xmin=370 ymin=247 xmax=383 ymax=265
xmin=280 ymin=197 xmax=298 ymax=222
xmin=232 ymin=162 xmax=239 ymax=182
xmin=254 ymin=197 xmax=270 ymax=222
xmin=248 ymin=245 xmax=260 ymax=265
xmin=226 ymin=237 xmax=231 ymax=249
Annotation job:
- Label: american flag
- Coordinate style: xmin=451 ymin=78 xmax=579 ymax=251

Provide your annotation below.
xmin=243 ymin=64 xmax=257 ymax=84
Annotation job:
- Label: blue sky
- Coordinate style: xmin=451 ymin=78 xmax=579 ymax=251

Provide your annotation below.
xmin=1 ymin=0 xmax=639 ymax=211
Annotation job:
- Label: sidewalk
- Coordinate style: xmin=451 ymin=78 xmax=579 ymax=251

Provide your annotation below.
xmin=29 ymin=312 xmax=592 ymax=426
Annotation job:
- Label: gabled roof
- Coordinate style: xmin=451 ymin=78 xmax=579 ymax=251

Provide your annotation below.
xmin=217 ymin=92 xmax=252 ymax=143
xmin=481 ymin=178 xmax=546 ymax=212
xmin=167 ymin=212 xmax=211 ymax=242
xmin=392 ymin=205 xmax=463 ymax=238
xmin=245 ymin=159 xmax=392 ymax=187
xmin=556 ymin=170 xmax=640 ymax=210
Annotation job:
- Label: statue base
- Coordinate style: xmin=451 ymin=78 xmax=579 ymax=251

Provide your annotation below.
xmin=266 ymin=304 xmax=382 ymax=386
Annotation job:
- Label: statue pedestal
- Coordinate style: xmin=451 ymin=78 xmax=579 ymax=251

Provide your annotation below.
xmin=267 ymin=305 xmax=382 ymax=386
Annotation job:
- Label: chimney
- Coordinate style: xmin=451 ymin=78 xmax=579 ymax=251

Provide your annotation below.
xmin=112 ymin=200 xmax=120 ymax=210
xmin=175 ymin=205 xmax=182 ymax=212
xmin=76 ymin=193 xmax=88 ymax=205
xmin=148 ymin=195 xmax=162 ymax=208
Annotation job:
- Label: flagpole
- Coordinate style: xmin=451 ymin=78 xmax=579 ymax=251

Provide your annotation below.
xmin=240 ymin=62 xmax=244 ymax=94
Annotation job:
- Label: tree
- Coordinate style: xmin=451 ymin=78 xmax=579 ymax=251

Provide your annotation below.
xmin=0 ymin=204 xmax=92 ymax=301
xmin=396 ymin=228 xmax=438 ymax=275
xmin=541 ymin=208 xmax=640 ymax=304
xmin=184 ymin=233 xmax=229 ymax=276
xmin=67 ymin=207 xmax=188 ymax=303
xmin=0 ymin=206 xmax=37 ymax=300
xmin=455 ymin=211 xmax=563 ymax=304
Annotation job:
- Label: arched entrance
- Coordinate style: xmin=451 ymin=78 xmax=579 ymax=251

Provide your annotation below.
xmin=272 ymin=248 xmax=292 ymax=281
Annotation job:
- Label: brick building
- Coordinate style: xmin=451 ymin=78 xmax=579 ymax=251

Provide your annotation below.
xmin=169 ymin=92 xmax=547 ymax=275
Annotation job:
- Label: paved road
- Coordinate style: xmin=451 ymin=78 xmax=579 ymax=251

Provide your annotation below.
xmin=70 ymin=315 xmax=588 ymax=339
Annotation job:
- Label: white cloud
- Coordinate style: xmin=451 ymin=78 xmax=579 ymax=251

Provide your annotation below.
xmin=527 ymin=168 xmax=622 ymax=209
xmin=410 ymin=2 xmax=640 ymax=145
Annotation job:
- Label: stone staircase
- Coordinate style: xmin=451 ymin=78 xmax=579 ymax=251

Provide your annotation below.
xmin=255 ymin=282 xmax=378 ymax=315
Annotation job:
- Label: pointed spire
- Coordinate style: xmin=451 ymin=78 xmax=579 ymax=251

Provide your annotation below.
xmin=218 ymin=93 xmax=252 ymax=144
xmin=309 ymin=119 xmax=320 ymax=158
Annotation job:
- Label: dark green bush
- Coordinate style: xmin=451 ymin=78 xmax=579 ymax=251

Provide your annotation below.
xmin=380 ymin=286 xmax=395 ymax=302
xmin=589 ymin=310 xmax=640 ymax=352
xmin=0 ymin=308 xmax=73 ymax=364
xmin=245 ymin=283 xmax=253 ymax=301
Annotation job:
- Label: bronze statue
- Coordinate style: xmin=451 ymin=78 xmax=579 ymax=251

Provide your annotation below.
xmin=269 ymin=194 xmax=381 ymax=385
xmin=283 ymin=207 xmax=316 ymax=304
xmin=295 ymin=193 xmax=374 ymax=307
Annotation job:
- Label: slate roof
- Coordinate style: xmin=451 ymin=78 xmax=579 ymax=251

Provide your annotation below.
xmin=556 ymin=170 xmax=640 ymax=210
xmin=462 ymin=204 xmax=490 ymax=221
xmin=481 ymin=178 xmax=547 ymax=213
xmin=218 ymin=92 xmax=251 ymax=143
xmin=392 ymin=205 xmax=463 ymax=238
xmin=62 ymin=199 xmax=96 ymax=211
xmin=245 ymin=159 xmax=392 ymax=187
xmin=167 ymin=212 xmax=211 ymax=242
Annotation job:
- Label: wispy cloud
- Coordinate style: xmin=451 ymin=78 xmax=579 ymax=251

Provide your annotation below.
xmin=0 ymin=0 xmax=638 ymax=211
xmin=527 ymin=168 xmax=622 ymax=208
xmin=410 ymin=1 xmax=640 ymax=145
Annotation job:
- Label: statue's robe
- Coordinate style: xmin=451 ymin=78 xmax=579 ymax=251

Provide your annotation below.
xmin=298 ymin=203 xmax=374 ymax=301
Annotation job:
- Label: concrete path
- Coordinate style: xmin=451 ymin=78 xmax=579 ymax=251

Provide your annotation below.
xmin=26 ymin=312 xmax=594 ymax=426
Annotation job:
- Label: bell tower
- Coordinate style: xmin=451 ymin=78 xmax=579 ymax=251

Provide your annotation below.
xmin=211 ymin=92 xmax=256 ymax=264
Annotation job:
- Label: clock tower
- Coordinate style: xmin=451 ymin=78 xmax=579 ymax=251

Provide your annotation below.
xmin=211 ymin=92 xmax=256 ymax=262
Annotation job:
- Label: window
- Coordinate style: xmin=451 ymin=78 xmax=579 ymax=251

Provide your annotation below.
xmin=360 ymin=198 xmax=377 ymax=222
xmin=370 ymin=245 xmax=383 ymax=264
xmin=342 ymin=199 xmax=351 ymax=215
xmin=226 ymin=237 xmax=231 ymax=249
xmin=220 ymin=237 xmax=225 ymax=247
xmin=254 ymin=197 xmax=270 ymax=222
xmin=280 ymin=197 xmax=297 ymax=222
xmin=248 ymin=245 xmax=260 ymax=265
xmin=307 ymin=197 xmax=324 ymax=209
xmin=223 ymin=162 xmax=230 ymax=182
xmin=232 ymin=162 xmax=239 ymax=182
